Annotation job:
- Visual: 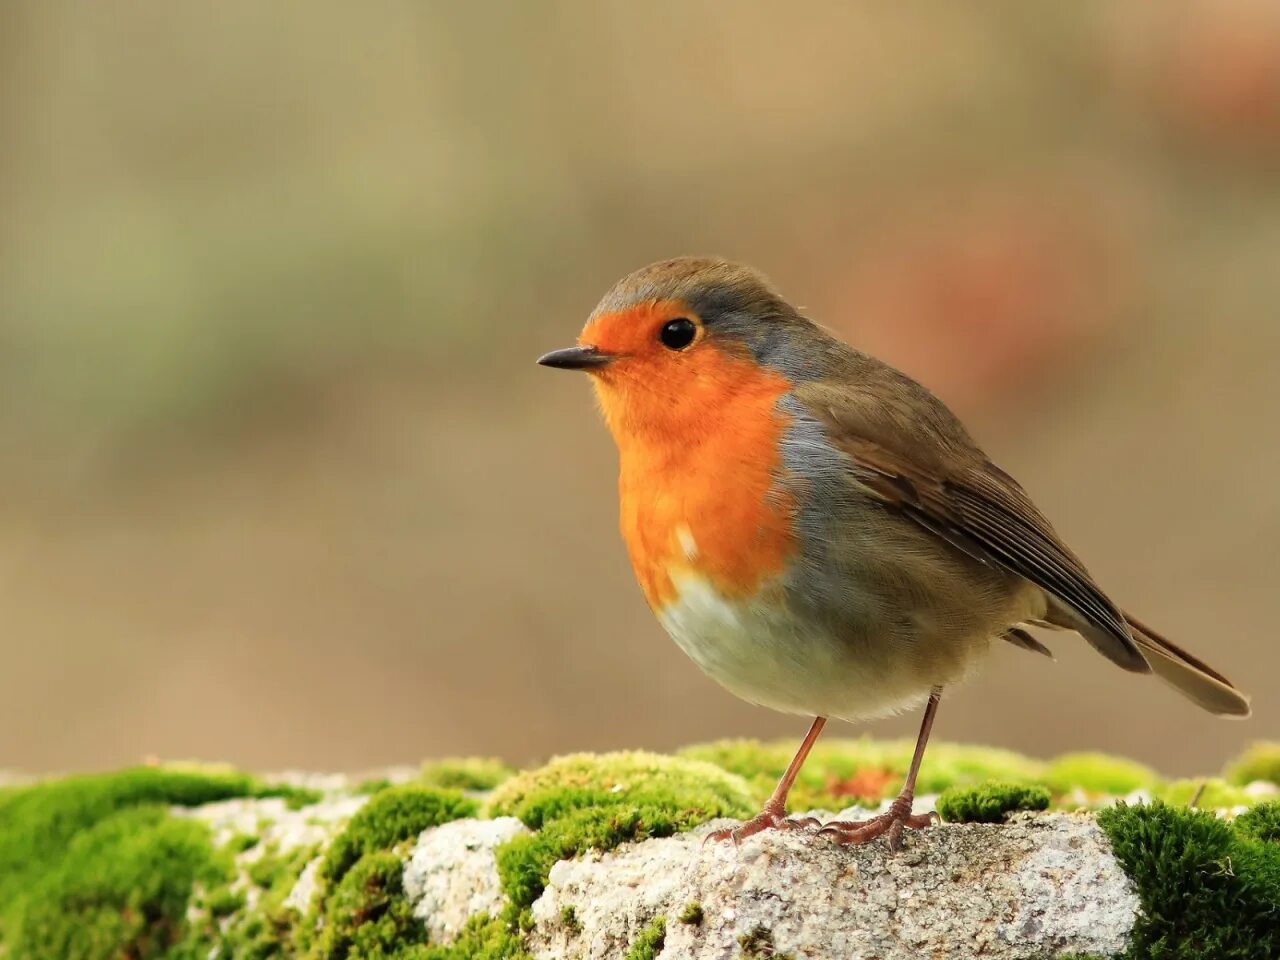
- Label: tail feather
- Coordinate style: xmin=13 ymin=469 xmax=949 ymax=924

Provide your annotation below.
xmin=1003 ymin=626 xmax=1054 ymax=659
xmin=1124 ymin=611 xmax=1251 ymax=718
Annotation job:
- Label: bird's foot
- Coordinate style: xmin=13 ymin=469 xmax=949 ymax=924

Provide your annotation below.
xmin=704 ymin=803 xmax=822 ymax=845
xmin=818 ymin=795 xmax=937 ymax=852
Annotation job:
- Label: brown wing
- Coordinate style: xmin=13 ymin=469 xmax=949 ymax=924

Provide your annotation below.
xmin=795 ymin=380 xmax=1148 ymax=673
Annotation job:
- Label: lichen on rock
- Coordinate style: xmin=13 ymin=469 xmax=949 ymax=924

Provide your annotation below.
xmin=527 ymin=812 xmax=1137 ymax=959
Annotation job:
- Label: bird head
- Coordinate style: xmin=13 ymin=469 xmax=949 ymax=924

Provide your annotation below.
xmin=538 ymin=257 xmax=810 ymax=442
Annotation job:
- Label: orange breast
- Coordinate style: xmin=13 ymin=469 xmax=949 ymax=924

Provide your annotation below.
xmin=602 ymin=346 xmax=797 ymax=609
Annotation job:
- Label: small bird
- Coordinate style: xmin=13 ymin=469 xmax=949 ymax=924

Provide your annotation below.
xmin=538 ymin=257 xmax=1250 ymax=850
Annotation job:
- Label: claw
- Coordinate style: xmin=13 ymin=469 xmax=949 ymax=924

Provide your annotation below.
xmin=704 ymin=806 xmax=822 ymax=845
xmin=778 ymin=816 xmax=821 ymax=832
xmin=817 ymin=798 xmax=936 ymax=852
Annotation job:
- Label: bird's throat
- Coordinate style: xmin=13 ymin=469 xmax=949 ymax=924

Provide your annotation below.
xmin=605 ymin=362 xmax=797 ymax=610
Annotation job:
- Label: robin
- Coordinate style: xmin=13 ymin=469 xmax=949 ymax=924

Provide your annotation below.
xmin=538 ymin=257 xmax=1250 ymax=850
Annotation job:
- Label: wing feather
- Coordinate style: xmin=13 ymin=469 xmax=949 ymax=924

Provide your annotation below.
xmin=797 ymin=387 xmax=1148 ymax=673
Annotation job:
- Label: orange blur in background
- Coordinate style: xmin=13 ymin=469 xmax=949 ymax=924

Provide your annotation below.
xmin=1 ymin=2 xmax=1277 ymax=777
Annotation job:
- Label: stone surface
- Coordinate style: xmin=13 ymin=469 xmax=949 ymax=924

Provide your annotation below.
xmin=177 ymin=792 xmax=368 ymax=916
xmin=177 ymin=793 xmax=369 ymax=852
xmin=404 ymin=816 xmax=530 ymax=943
xmin=163 ymin=786 xmax=1140 ymax=957
xmin=524 ymin=813 xmax=1137 ymax=960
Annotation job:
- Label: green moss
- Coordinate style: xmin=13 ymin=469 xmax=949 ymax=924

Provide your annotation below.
xmin=937 ymin=781 xmax=1051 ymax=823
xmin=281 ymin=787 xmax=325 ymax=810
xmin=681 ymin=738 xmax=1044 ymax=811
xmin=421 ymin=757 xmax=516 ymax=793
xmin=1097 ymin=801 xmax=1280 ymax=959
xmin=1045 ymin=753 xmax=1162 ymax=796
xmin=418 ymin=911 xmax=532 ymax=959
xmin=228 ymin=832 xmax=261 ymax=854
xmin=485 ymin=751 xmax=754 ymax=827
xmin=7 ymin=805 xmax=229 ymax=960
xmin=299 ymin=784 xmax=482 ymax=959
xmin=623 ymin=917 xmax=665 ymax=960
xmin=489 ymin=752 xmax=753 ymax=911
xmin=0 ymin=765 xmax=272 ymax=948
xmin=15 ymin=747 xmax=1278 ymax=959
xmin=320 ymin=785 xmax=478 ymax=885
xmin=310 ymin=851 xmax=426 ymax=959
xmin=1234 ymin=802 xmax=1280 ymax=845
xmin=737 ymin=925 xmax=795 ymax=959
xmin=1225 ymin=742 xmax=1280 ymax=786
xmin=1158 ymin=778 xmax=1253 ymax=810
xmin=678 ymin=901 xmax=704 ymax=925
xmin=496 ymin=807 xmax=675 ymax=911
xmin=217 ymin=841 xmax=318 ymax=960
xmin=205 ymin=885 xmax=246 ymax=918
xmin=356 ymin=777 xmax=394 ymax=795
xmin=558 ymin=905 xmax=582 ymax=934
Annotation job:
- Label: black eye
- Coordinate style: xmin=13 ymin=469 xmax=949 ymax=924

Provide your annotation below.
xmin=659 ymin=318 xmax=697 ymax=350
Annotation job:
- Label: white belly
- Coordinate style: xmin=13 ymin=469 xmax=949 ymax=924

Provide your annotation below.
xmin=656 ymin=571 xmax=961 ymax=722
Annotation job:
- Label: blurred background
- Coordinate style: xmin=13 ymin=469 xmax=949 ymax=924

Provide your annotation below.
xmin=1 ymin=1 xmax=1277 ymax=778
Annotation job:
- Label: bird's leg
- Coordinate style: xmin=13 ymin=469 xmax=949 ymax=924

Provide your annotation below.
xmin=705 ymin=716 xmax=826 ymax=844
xmin=819 ymin=687 xmax=942 ymax=852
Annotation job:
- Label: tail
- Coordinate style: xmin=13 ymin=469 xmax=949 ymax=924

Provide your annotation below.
xmin=1124 ymin=611 xmax=1251 ymax=718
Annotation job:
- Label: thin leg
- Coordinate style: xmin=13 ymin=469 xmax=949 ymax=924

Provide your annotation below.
xmin=898 ymin=685 xmax=942 ymax=804
xmin=705 ymin=716 xmax=827 ymax=844
xmin=820 ymin=687 xmax=943 ymax=852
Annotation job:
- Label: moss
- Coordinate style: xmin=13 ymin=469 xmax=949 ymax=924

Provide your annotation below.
xmin=737 ymin=924 xmax=795 ymax=958
xmin=1234 ymin=802 xmax=1280 ymax=845
xmin=218 ymin=840 xmax=318 ymax=960
xmin=421 ymin=757 xmax=516 ymax=793
xmin=496 ymin=807 xmax=677 ymax=911
xmin=205 ymin=885 xmax=246 ymax=918
xmin=7 ymin=805 xmax=229 ymax=960
xmin=0 ymin=765 xmax=270 ymax=948
xmin=558 ymin=905 xmax=582 ymax=934
xmin=300 ymin=784 xmax=482 ymax=959
xmin=680 ymin=738 xmax=1044 ymax=811
xmin=1225 ymin=742 xmax=1280 ymax=787
xmin=1045 ymin=752 xmax=1162 ymax=796
xmin=418 ymin=911 xmax=532 ymax=959
xmin=281 ymin=787 xmax=325 ymax=810
xmin=1158 ymin=778 xmax=1253 ymax=810
xmin=228 ymin=832 xmax=261 ymax=854
xmin=1097 ymin=801 xmax=1280 ymax=959
xmin=489 ymin=752 xmax=753 ymax=911
xmin=623 ymin=917 xmax=666 ymax=960
xmin=320 ymin=785 xmax=478 ymax=885
xmin=937 ymin=781 xmax=1051 ymax=823
xmin=356 ymin=777 xmax=394 ymax=795
xmin=310 ymin=851 xmax=426 ymax=959
xmin=246 ymin=840 xmax=316 ymax=891
xmin=485 ymin=751 xmax=754 ymax=827
xmin=678 ymin=901 xmax=704 ymax=925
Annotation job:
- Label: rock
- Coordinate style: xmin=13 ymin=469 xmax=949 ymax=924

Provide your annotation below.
xmin=524 ymin=813 xmax=1136 ymax=960
xmin=8 ymin=748 xmax=1274 ymax=957
xmin=404 ymin=816 xmax=530 ymax=943
xmin=176 ymin=793 xmax=369 ymax=852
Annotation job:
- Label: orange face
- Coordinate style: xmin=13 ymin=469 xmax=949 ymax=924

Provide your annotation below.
xmin=577 ymin=299 xmax=714 ymax=439
xmin=574 ymin=300 xmax=797 ymax=609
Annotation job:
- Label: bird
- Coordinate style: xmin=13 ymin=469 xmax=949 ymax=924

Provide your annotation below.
xmin=537 ymin=256 xmax=1250 ymax=850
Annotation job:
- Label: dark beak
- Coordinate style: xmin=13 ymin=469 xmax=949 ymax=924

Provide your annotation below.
xmin=536 ymin=345 xmax=615 ymax=371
